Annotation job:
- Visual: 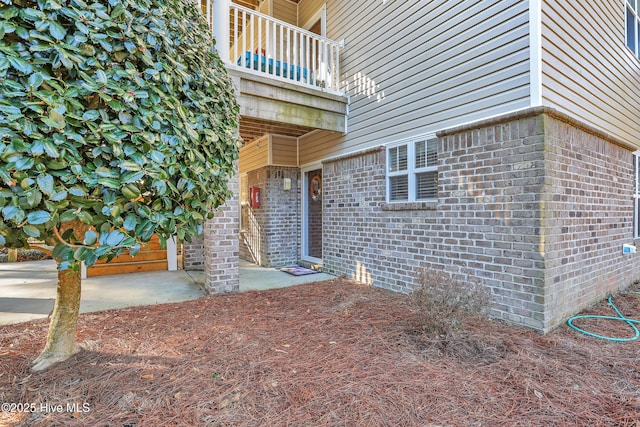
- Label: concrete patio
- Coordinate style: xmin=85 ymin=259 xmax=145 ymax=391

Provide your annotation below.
xmin=0 ymin=259 xmax=335 ymax=325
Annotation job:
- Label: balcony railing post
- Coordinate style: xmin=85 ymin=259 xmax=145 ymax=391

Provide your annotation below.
xmin=212 ymin=0 xmax=231 ymax=64
xmin=227 ymin=3 xmax=344 ymax=94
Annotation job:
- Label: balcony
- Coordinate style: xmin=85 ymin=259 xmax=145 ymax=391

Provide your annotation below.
xmin=202 ymin=0 xmax=348 ymax=143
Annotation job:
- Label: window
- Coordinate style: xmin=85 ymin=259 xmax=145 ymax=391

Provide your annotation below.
xmin=634 ymin=152 xmax=640 ymax=238
xmin=626 ymin=0 xmax=640 ymax=59
xmin=386 ymin=137 xmax=438 ymax=202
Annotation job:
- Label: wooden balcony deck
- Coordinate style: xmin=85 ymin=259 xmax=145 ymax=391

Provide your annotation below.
xmin=204 ymin=1 xmax=348 ymax=143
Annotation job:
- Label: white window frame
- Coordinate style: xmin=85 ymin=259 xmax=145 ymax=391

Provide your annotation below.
xmin=386 ymin=136 xmax=438 ymax=203
xmin=626 ymin=0 xmax=640 ymax=59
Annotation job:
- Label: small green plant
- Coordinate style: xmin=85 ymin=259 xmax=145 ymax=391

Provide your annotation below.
xmin=410 ymin=269 xmax=491 ymax=337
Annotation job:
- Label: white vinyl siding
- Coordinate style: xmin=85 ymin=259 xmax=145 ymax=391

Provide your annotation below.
xmin=271 ymin=135 xmax=298 ymax=166
xmin=240 ymin=135 xmax=299 ymax=173
xmin=298 ymin=0 xmax=325 ymax=29
xmin=298 ymin=130 xmax=337 ymax=165
xmin=298 ymin=0 xmax=531 ymax=164
xmin=272 ymin=0 xmax=298 ymax=25
xmin=387 ymin=137 xmax=437 ymax=203
xmin=541 ymin=1 xmax=640 ymax=147
xmin=239 ymin=135 xmax=270 ymax=174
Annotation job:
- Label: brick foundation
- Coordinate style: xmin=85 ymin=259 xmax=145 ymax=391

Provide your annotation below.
xmin=540 ymin=114 xmax=640 ymax=328
xmin=322 ymin=108 xmax=640 ymax=332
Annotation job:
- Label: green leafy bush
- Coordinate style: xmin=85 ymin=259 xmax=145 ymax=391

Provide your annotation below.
xmin=0 ymin=0 xmax=240 ymax=268
xmin=410 ymin=269 xmax=491 ymax=337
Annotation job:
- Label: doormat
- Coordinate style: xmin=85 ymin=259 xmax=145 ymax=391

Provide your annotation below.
xmin=279 ymin=266 xmax=318 ymax=276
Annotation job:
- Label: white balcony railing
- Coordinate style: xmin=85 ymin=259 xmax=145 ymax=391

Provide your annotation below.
xmin=202 ymin=1 xmax=344 ymax=94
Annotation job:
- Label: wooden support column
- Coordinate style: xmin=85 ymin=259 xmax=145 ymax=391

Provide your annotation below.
xmin=213 ymin=0 xmax=231 ymax=63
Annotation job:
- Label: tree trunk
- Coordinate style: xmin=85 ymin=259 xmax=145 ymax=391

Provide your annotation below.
xmin=32 ymin=220 xmax=88 ymax=372
xmin=32 ymin=264 xmax=82 ymax=372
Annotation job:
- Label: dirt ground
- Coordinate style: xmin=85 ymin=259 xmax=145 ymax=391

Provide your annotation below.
xmin=1 ymin=278 xmax=639 ymax=426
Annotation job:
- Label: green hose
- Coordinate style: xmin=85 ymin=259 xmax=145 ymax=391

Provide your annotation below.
xmin=567 ymin=295 xmax=640 ymax=342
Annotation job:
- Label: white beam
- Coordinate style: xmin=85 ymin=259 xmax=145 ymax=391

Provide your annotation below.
xmin=213 ymin=0 xmax=231 ymax=63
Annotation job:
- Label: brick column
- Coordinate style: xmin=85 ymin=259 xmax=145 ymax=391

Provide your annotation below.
xmin=203 ymin=170 xmax=240 ymax=293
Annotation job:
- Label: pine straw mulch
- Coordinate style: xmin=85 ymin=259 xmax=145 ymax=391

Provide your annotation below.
xmin=1 ymin=278 xmax=640 ymax=427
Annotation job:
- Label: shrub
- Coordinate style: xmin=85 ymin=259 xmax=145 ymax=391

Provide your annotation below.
xmin=0 ymin=0 xmax=240 ymax=266
xmin=0 ymin=0 xmax=240 ymax=371
xmin=410 ymin=269 xmax=491 ymax=337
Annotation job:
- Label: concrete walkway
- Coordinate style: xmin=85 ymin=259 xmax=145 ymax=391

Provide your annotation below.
xmin=0 ymin=259 xmax=335 ymax=326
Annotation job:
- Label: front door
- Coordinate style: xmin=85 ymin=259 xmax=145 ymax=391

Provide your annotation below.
xmin=302 ymin=168 xmax=322 ymax=262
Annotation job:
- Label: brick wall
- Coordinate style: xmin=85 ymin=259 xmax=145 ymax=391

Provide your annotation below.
xmin=239 ymin=169 xmax=263 ymax=264
xmin=182 ymin=235 xmax=204 ymax=270
xmin=322 ymin=148 xmax=389 ymax=287
xmin=203 ymin=172 xmax=240 ymax=293
xmin=240 ymin=166 xmax=300 ymax=267
xmin=322 ymin=108 xmax=640 ymax=332
xmin=437 ymin=113 xmax=548 ymax=330
xmin=541 ymin=114 xmax=640 ymax=328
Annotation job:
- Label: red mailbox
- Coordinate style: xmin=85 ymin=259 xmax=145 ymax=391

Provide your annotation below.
xmin=249 ymin=186 xmax=261 ymax=208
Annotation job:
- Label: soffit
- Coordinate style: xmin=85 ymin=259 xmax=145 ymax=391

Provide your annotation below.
xmin=240 ymin=117 xmax=313 ymax=144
